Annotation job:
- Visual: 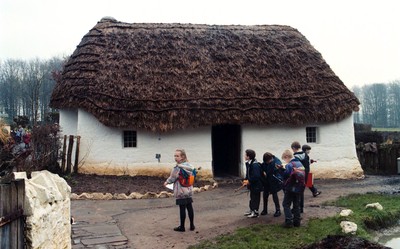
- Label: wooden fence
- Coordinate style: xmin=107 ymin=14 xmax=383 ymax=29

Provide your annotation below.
xmin=61 ymin=135 xmax=81 ymax=174
xmin=0 ymin=180 xmax=25 ymax=249
xmin=356 ymin=143 xmax=400 ymax=174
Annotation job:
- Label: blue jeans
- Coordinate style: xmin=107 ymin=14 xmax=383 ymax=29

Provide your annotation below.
xmin=282 ymin=191 xmax=301 ymax=224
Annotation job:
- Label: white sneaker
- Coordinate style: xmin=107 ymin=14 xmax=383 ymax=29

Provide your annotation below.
xmin=247 ymin=211 xmax=259 ymax=218
xmin=244 ymin=210 xmax=252 ymax=216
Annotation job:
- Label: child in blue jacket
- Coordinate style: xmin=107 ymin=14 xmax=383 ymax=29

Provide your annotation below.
xmin=243 ymin=149 xmax=263 ymax=218
xmin=280 ymin=149 xmax=305 ymax=228
xmin=260 ymin=152 xmax=283 ymax=217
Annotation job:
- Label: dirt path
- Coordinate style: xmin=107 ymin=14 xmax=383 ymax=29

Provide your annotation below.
xmin=71 ymin=175 xmax=400 ymax=249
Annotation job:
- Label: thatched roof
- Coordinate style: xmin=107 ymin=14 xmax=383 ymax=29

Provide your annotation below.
xmin=50 ymin=17 xmax=359 ymax=132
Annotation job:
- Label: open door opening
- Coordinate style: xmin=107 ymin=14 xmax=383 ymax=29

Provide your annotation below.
xmin=211 ymin=124 xmax=241 ymax=177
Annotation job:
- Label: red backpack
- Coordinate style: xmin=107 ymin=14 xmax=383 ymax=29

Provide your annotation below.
xmin=284 ymin=162 xmax=306 ymax=192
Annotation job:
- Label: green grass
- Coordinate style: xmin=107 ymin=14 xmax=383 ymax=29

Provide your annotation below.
xmin=372 ymin=127 xmax=400 ymax=132
xmin=189 ymin=193 xmax=400 ymax=249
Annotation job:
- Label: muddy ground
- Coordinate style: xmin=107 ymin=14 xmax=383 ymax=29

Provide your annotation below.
xmin=70 ymin=175 xmax=400 ymax=248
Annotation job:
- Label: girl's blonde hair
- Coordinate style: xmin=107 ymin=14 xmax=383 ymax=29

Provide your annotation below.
xmin=175 ymin=149 xmax=188 ymax=162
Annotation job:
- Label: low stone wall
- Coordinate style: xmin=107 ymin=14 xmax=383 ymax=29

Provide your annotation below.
xmin=70 ymin=183 xmax=218 ymax=200
xmin=15 ymin=170 xmax=71 ymax=249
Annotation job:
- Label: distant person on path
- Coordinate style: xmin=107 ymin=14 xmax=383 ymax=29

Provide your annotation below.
xmin=260 ymin=152 xmax=283 ymax=217
xmin=164 ymin=149 xmax=196 ymax=232
xmin=280 ymin=149 xmax=305 ymax=228
xmin=243 ymin=149 xmax=263 ymax=218
xmin=15 ymin=125 xmax=25 ymax=143
xmin=23 ymin=130 xmax=31 ymax=148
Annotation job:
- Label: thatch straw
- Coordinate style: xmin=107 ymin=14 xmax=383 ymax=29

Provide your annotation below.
xmin=50 ymin=18 xmax=359 ymax=132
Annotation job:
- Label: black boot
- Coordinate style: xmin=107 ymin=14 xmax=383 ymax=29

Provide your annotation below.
xmin=173 ymin=226 xmax=185 ymax=232
xmin=273 ymin=210 xmax=281 ymax=217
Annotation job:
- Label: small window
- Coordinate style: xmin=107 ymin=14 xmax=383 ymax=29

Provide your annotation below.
xmin=123 ymin=130 xmax=137 ymax=148
xmin=306 ymin=127 xmax=317 ymax=143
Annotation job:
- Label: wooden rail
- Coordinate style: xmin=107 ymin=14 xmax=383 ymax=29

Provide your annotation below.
xmin=356 ymin=143 xmax=400 ymax=174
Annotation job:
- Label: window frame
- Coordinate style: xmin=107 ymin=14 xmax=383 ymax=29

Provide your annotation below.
xmin=123 ymin=130 xmax=137 ymax=148
xmin=306 ymin=126 xmax=318 ymax=143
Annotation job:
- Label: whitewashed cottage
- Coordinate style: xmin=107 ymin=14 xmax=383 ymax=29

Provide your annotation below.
xmin=50 ymin=17 xmax=363 ymax=179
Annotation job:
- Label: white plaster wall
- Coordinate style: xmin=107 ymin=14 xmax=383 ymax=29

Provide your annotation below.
xmin=59 ymin=109 xmax=78 ymax=135
xmin=59 ymin=108 xmax=362 ymax=179
xmin=76 ymin=109 xmax=213 ymax=177
xmin=241 ymin=115 xmax=363 ymax=179
xmin=59 ymin=109 xmax=79 ymax=173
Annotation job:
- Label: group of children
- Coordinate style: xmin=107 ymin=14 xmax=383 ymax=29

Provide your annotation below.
xmin=164 ymin=144 xmax=321 ymax=232
xmin=243 ymin=141 xmax=321 ymax=228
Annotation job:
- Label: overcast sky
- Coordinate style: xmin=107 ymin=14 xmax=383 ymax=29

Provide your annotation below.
xmin=1 ymin=0 xmax=399 ymax=88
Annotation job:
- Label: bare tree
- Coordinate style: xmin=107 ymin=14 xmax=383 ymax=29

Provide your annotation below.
xmin=361 ymin=83 xmax=387 ymax=127
xmin=0 ymin=59 xmax=24 ymax=122
xmin=0 ymin=58 xmax=64 ymax=127
xmin=352 ymin=86 xmax=362 ymax=123
xmin=40 ymin=57 xmax=64 ymax=122
xmin=387 ymin=80 xmax=400 ymax=127
xmin=22 ymin=58 xmax=55 ymax=126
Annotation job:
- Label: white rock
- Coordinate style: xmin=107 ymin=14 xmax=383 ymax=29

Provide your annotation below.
xmin=340 ymin=221 xmax=358 ymax=234
xmin=340 ymin=209 xmax=353 ymax=217
xmin=23 ymin=170 xmax=71 ymax=249
xmin=114 ymin=193 xmax=129 ymax=199
xmin=158 ymin=191 xmax=173 ymax=198
xmin=142 ymin=192 xmax=158 ymax=199
xmin=12 ymin=171 xmax=27 ymax=180
xmin=365 ymin=202 xmax=383 ymax=210
xmin=129 ymin=192 xmax=143 ymax=199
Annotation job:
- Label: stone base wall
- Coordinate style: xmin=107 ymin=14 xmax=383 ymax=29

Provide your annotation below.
xmin=15 ymin=170 xmax=71 ymax=249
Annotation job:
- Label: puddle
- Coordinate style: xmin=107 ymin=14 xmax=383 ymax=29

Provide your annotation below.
xmin=375 ymin=221 xmax=400 ymax=248
xmin=381 ymin=236 xmax=400 ymax=248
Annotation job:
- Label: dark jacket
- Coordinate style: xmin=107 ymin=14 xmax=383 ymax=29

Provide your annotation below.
xmin=294 ymin=151 xmax=310 ymax=172
xmin=245 ymin=159 xmax=263 ymax=193
xmin=261 ymin=156 xmax=283 ymax=193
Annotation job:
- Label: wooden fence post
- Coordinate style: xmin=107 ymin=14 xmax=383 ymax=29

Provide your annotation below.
xmin=73 ymin=136 xmax=81 ymax=174
xmin=66 ymin=135 xmax=74 ymax=174
xmin=61 ymin=135 xmax=67 ymax=173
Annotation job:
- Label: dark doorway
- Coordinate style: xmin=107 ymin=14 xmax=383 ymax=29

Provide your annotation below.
xmin=212 ymin=124 xmax=241 ymax=177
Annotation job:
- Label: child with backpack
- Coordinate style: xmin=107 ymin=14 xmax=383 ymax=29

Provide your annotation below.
xmin=260 ymin=152 xmax=283 ymax=217
xmin=164 ymin=149 xmax=196 ymax=232
xmin=291 ymin=142 xmax=321 ymax=213
xmin=243 ymin=149 xmax=263 ymax=218
xmin=280 ymin=149 xmax=305 ymax=228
